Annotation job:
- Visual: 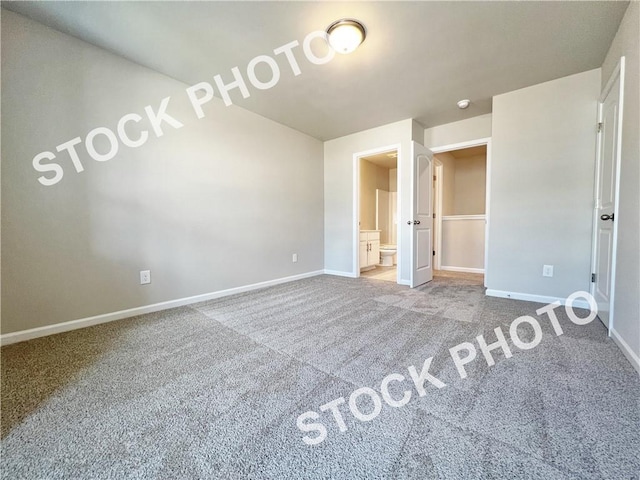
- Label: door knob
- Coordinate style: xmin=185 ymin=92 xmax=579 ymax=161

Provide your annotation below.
xmin=414 ymin=220 xmax=421 ymax=225
xmin=407 ymin=221 xmax=412 ymax=225
xmin=600 ymin=213 xmax=615 ymax=221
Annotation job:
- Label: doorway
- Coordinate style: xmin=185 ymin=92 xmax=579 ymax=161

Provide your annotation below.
xmin=431 ymin=139 xmax=491 ymax=286
xmin=353 ymin=145 xmax=401 ymax=284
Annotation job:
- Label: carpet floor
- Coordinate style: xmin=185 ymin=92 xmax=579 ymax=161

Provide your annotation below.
xmin=1 ymin=274 xmax=638 ymax=479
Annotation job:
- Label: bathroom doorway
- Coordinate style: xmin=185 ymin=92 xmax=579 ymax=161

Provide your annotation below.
xmin=354 ymin=145 xmax=401 ymax=283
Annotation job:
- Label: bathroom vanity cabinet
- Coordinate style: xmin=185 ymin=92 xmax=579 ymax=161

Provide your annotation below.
xmin=359 ymin=230 xmax=380 ymax=270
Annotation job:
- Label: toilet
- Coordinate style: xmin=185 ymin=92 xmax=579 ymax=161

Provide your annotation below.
xmin=379 ymin=244 xmax=397 ymax=266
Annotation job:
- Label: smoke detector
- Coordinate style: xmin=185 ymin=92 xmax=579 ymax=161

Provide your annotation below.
xmin=457 ymin=99 xmax=471 ymax=109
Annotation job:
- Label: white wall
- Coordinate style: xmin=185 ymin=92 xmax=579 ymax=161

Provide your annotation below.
xmin=600 ymin=1 xmax=640 ymax=369
xmin=1 ymin=11 xmax=324 ymax=335
xmin=324 ymin=119 xmax=414 ymax=280
xmin=486 ymin=69 xmax=601 ymax=299
xmin=424 ymin=114 xmax=492 ymax=149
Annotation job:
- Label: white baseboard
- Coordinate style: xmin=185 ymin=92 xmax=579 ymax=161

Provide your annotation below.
xmin=323 ymin=269 xmax=357 ymax=278
xmin=610 ymin=328 xmax=640 ymax=374
xmin=485 ymin=289 xmax=591 ymax=309
xmin=0 ymin=270 xmax=325 ymax=346
xmin=440 ymin=266 xmax=485 ymax=274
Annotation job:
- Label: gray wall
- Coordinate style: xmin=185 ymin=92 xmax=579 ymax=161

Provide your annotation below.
xmin=486 ymin=69 xmax=601 ymax=298
xmin=453 ymin=155 xmax=486 ymax=215
xmin=424 ymin=114 xmax=492 ymax=149
xmin=1 ymin=11 xmax=324 ymax=334
xmin=324 ymin=119 xmax=413 ymax=280
xmin=601 ymin=1 xmax=640 ymax=365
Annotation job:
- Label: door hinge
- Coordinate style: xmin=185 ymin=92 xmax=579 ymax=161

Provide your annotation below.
xmin=591 ymin=273 xmax=596 ymax=283
xmin=433 ymin=213 xmax=436 ymax=219
xmin=433 ymin=250 xmax=436 ymax=256
xmin=597 ymin=122 xmax=603 ymax=133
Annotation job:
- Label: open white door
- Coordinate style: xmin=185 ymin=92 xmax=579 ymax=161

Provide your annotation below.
xmin=591 ymin=58 xmax=624 ymax=329
xmin=410 ymin=141 xmax=434 ymax=288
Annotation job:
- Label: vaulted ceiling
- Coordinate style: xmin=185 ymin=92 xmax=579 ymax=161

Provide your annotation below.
xmin=4 ymin=1 xmax=629 ymax=140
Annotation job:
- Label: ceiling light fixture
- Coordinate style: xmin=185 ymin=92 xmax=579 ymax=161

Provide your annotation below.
xmin=457 ymin=99 xmax=471 ymax=109
xmin=326 ymin=19 xmax=366 ymax=54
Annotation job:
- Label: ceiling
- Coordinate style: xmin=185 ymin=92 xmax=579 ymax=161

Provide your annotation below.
xmin=449 ymin=145 xmax=487 ymax=159
xmin=362 ymin=150 xmax=398 ymax=169
xmin=4 ymin=1 xmax=628 ymax=141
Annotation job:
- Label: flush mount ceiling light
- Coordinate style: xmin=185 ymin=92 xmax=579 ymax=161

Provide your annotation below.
xmin=457 ymin=99 xmax=471 ymax=109
xmin=326 ymin=19 xmax=366 ymax=54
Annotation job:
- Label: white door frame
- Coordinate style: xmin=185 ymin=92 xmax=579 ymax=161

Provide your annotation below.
xmin=590 ymin=56 xmax=625 ymax=335
xmin=433 ymin=160 xmax=444 ymax=270
xmin=352 ymin=143 xmax=402 ymax=282
xmin=430 ymin=137 xmax=492 ymax=287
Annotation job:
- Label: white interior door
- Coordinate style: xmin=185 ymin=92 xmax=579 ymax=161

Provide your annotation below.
xmin=591 ymin=60 xmax=623 ymax=328
xmin=410 ymin=141 xmax=434 ymax=288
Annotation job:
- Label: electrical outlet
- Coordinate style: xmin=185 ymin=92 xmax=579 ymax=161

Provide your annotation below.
xmin=292 ymin=253 xmax=298 ymax=263
xmin=542 ymin=265 xmax=554 ymax=277
xmin=140 ymin=270 xmax=151 ymax=285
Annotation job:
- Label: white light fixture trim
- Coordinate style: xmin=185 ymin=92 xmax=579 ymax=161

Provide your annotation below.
xmin=326 ymin=19 xmax=366 ymax=54
xmin=457 ymin=99 xmax=471 ymax=109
